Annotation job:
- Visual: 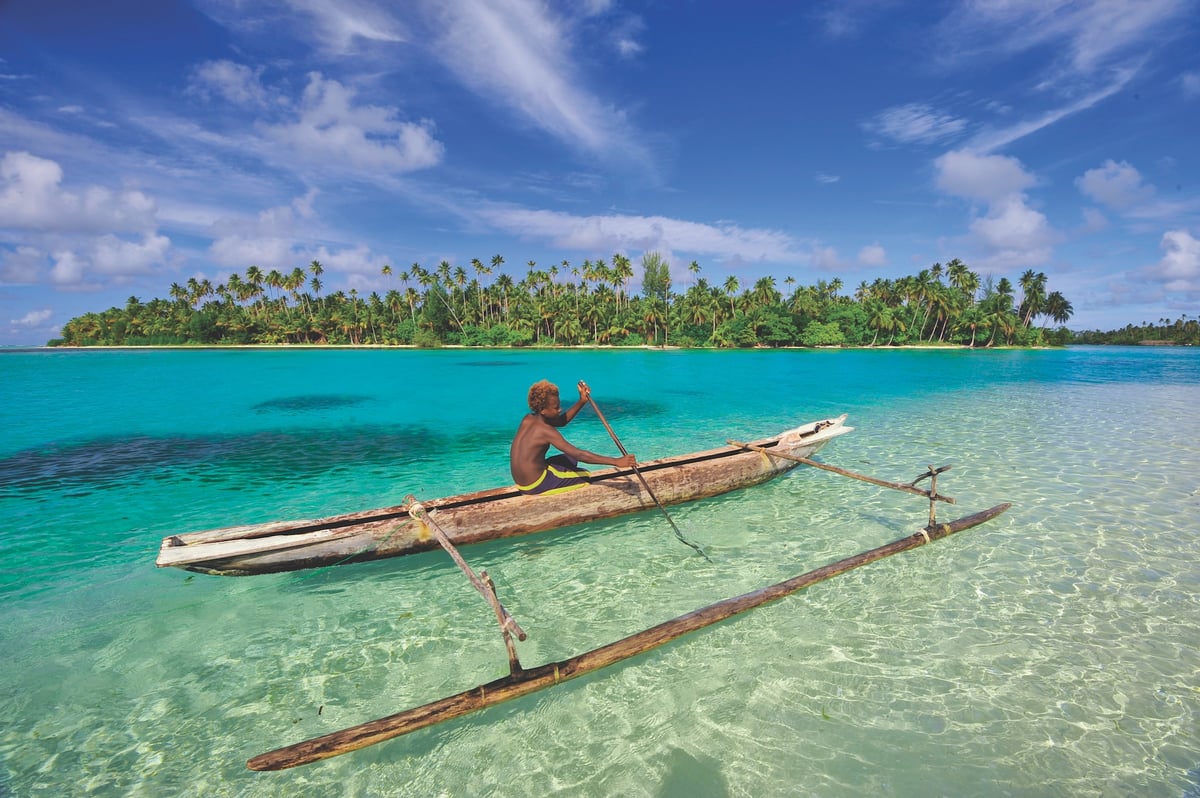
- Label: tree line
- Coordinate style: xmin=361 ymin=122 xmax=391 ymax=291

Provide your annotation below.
xmin=1070 ymin=317 xmax=1199 ymax=346
xmin=52 ymin=254 xmax=1081 ymax=348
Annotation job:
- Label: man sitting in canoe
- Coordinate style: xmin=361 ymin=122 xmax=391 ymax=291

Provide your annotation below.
xmin=510 ymin=379 xmax=636 ymax=495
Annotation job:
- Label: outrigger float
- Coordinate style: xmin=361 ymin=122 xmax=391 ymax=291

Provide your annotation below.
xmin=224 ymin=412 xmax=1010 ymax=771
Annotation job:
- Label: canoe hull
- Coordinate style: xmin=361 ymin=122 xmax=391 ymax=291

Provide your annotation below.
xmin=156 ymin=416 xmax=851 ymax=576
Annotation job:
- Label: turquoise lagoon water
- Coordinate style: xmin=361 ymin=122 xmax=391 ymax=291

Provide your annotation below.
xmin=1 ymin=346 xmax=1198 ymax=797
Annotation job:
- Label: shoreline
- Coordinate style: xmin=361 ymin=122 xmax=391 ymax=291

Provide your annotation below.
xmin=9 ymin=342 xmax=1068 ymax=352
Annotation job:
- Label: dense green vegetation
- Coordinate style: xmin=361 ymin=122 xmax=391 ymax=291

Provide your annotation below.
xmin=1070 ymin=316 xmax=1199 ymax=346
xmin=52 ymin=254 xmax=1079 ymax=348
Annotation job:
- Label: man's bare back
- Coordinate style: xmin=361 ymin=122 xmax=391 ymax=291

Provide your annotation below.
xmin=509 ymin=380 xmax=636 ymax=491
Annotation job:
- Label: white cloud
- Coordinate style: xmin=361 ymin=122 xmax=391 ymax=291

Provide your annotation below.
xmin=966 ymin=66 xmax=1136 ymax=153
xmin=477 ymin=207 xmax=800 ymax=262
xmin=209 ymin=236 xmax=297 ymax=268
xmin=0 ymin=245 xmax=43 ymax=283
xmin=935 ymin=149 xmax=1056 ymax=268
xmin=857 ymin=243 xmax=888 ymax=267
xmin=192 ymin=2 xmax=650 ymax=168
xmin=189 ymin=60 xmax=273 ymax=107
xmin=810 ymin=246 xmax=843 ymax=271
xmin=49 ymin=250 xmax=87 ymax=286
xmin=1144 ymin=229 xmax=1200 ymax=296
xmin=38 ymin=232 xmax=173 ymax=289
xmin=261 ymin=73 xmax=444 ymax=174
xmin=967 ymin=195 xmax=1055 ymax=267
xmin=0 ymin=151 xmax=158 ymax=234
xmin=1076 ymin=159 xmax=1155 ymax=209
xmin=819 ymin=0 xmax=895 ymax=38
xmin=934 ymin=149 xmax=1035 ymax=202
xmin=196 ymin=0 xmax=408 ymax=55
xmin=932 ymin=0 xmax=1186 ymax=153
xmin=12 ymin=308 xmax=51 ymax=326
xmin=293 ymin=0 xmax=408 ymax=53
xmin=815 ymin=172 xmax=841 ymax=184
xmin=92 ymin=233 xmax=172 ymax=276
xmin=865 ymin=103 xmax=967 ymax=146
xmin=320 ymin=243 xmax=392 ymax=277
xmin=939 ymin=0 xmax=1189 ymax=74
xmin=607 ymin=13 xmax=645 ymax=59
xmin=211 ymin=190 xmax=317 ymax=239
xmin=430 ymin=0 xmax=650 ymax=166
xmin=208 ymin=190 xmax=321 ymax=268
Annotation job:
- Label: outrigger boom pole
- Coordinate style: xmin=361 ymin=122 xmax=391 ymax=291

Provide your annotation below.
xmin=406 ymin=496 xmax=526 ymax=673
xmin=247 ymin=502 xmax=1011 ymax=771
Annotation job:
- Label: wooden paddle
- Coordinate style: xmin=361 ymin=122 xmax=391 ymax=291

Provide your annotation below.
xmin=584 ymin=392 xmax=710 ymax=561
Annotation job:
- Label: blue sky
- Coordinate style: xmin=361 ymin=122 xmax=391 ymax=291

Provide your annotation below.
xmin=2 ymin=0 xmax=1198 ymax=345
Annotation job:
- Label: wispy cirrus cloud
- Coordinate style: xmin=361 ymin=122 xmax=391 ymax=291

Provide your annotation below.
xmin=873 ymin=2 xmax=1191 ymax=155
xmin=196 ymin=0 xmax=652 ymax=171
xmin=194 ymin=0 xmax=409 ymax=55
xmin=965 ymin=64 xmax=1137 ymax=153
xmin=427 ymin=0 xmax=651 ymax=168
xmin=476 ymin=206 xmax=801 ymax=263
xmin=937 ymin=0 xmax=1190 ymax=75
xmin=864 ymin=103 xmax=968 ymax=147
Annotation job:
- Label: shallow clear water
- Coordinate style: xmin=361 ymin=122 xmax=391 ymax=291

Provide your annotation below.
xmin=1 ymin=346 xmax=1198 ymax=797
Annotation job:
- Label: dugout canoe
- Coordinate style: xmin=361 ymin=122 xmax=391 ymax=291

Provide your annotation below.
xmin=156 ymin=414 xmax=851 ymax=576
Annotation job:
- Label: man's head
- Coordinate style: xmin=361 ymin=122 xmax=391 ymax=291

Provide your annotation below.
xmin=527 ymin=379 xmax=560 ymax=413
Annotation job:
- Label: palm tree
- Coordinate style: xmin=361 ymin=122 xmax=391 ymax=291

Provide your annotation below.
xmin=1018 ymin=270 xmax=1048 ymax=328
xmin=1043 ymin=291 xmax=1074 ymax=329
xmin=946 ymin=258 xmax=978 ymax=304
xmin=613 ymin=254 xmax=634 ymax=310
xmin=865 ymin=300 xmax=895 ymax=346
xmin=982 ymin=290 xmax=1016 ymax=346
xmin=723 ymin=276 xmax=739 ymax=317
xmin=749 ymin=276 xmax=780 ymax=309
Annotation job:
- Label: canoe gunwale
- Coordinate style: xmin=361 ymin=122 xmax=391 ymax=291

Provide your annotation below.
xmin=156 ymin=415 xmax=852 ymax=574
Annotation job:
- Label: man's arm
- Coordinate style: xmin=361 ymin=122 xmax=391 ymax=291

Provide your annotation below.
xmin=548 ymin=380 xmax=591 ymax=427
xmin=543 ymin=424 xmax=636 ymax=469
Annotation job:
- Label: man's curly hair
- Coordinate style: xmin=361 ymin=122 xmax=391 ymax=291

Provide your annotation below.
xmin=527 ymin=379 xmax=560 ymax=412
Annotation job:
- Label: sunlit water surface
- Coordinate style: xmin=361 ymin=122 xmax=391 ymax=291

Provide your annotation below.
xmin=1 ymin=347 xmax=1197 ymax=797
